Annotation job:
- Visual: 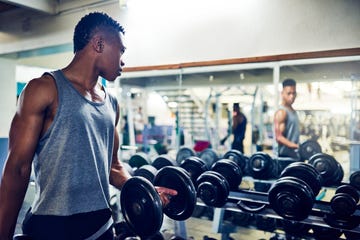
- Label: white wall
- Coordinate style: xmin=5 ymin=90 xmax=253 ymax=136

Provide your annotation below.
xmin=0 ymin=0 xmax=359 ymax=68
xmin=0 ymin=58 xmax=16 ymax=137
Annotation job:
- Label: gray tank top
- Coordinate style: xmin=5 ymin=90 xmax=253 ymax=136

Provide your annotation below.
xmin=31 ymin=70 xmax=118 ymax=216
xmin=277 ymin=106 xmax=300 ymax=159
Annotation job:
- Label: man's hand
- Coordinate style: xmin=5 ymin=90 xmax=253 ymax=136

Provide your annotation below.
xmin=155 ymin=186 xmax=177 ymax=206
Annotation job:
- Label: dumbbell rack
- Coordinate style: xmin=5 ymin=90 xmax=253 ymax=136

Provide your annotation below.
xmin=203 ymin=188 xmax=360 ymax=239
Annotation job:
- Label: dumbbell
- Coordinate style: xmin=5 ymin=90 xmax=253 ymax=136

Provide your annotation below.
xmin=175 ymin=146 xmax=196 ymax=165
xmin=133 ymin=154 xmax=178 ymax=183
xmin=308 ymin=153 xmax=343 ymax=187
xmin=198 ymin=148 xmax=219 ymax=169
xmin=196 ymin=158 xmax=243 ymax=208
xmin=248 ymin=152 xmax=277 ymax=180
xmin=322 ymin=184 xmax=360 ymax=230
xmin=120 ymin=166 xmax=196 ymax=238
xmin=223 ymin=149 xmax=249 ymax=175
xmin=268 ymin=162 xmax=322 ymax=221
xmin=298 ymin=139 xmax=322 ymax=161
xmin=330 ymin=184 xmax=359 ymax=218
xmin=180 ymin=156 xmax=209 ymax=188
xmin=350 ymin=170 xmax=360 ymax=191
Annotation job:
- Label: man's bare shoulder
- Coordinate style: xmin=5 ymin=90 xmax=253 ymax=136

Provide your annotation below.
xmin=20 ymin=74 xmax=57 ymax=106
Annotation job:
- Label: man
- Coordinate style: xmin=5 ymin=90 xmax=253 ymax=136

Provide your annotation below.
xmin=0 ymin=12 xmax=176 ymax=240
xmin=274 ymin=78 xmax=300 ymax=159
xmin=232 ymin=103 xmax=247 ymax=153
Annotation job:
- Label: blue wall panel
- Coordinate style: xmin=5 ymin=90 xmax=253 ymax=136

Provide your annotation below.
xmin=0 ymin=138 xmax=8 ymax=177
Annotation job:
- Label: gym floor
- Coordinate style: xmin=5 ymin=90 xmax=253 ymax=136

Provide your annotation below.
xmin=15 ymin=150 xmax=352 ymax=240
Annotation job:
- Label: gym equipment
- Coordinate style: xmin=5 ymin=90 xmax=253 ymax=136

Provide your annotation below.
xmin=13 ymin=235 xmax=31 ymax=240
xmin=330 ymin=184 xmax=359 ymax=218
xmin=248 ymin=152 xmax=276 ymax=179
xmin=298 ymin=139 xmax=322 ymax=161
xmin=198 ymin=148 xmax=219 ymax=169
xmin=120 ymin=166 xmax=196 ymax=238
xmin=128 ymin=152 xmax=150 ymax=169
xmin=268 ymin=162 xmax=322 ymax=221
xmin=134 ymin=164 xmax=158 ymax=183
xmin=180 ymin=156 xmax=208 ymax=188
xmin=350 ymin=170 xmax=360 ymax=191
xmin=223 ymin=149 xmax=248 ymax=175
xmin=308 ymin=153 xmax=344 ymax=187
xmin=175 ymin=146 xmax=196 ymax=165
xmin=197 ymin=159 xmax=242 ymax=207
xmin=152 ymin=154 xmax=177 ymax=170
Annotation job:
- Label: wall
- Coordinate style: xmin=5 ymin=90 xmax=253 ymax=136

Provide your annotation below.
xmin=0 ymin=0 xmax=359 ymax=68
xmin=0 ymin=58 xmax=16 ymax=174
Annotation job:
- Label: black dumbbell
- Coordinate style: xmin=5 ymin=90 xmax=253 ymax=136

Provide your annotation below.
xmin=268 ymin=162 xmax=322 ymax=221
xmin=180 ymin=156 xmax=208 ymax=188
xmin=120 ymin=166 xmax=196 ymax=238
xmin=152 ymin=154 xmax=177 ymax=170
xmin=308 ymin=153 xmax=343 ymax=187
xmin=350 ymin=170 xmax=360 ymax=191
xmin=223 ymin=149 xmax=249 ymax=175
xmin=128 ymin=152 xmax=150 ymax=169
xmin=330 ymin=184 xmax=359 ymax=218
xmin=248 ymin=152 xmax=276 ymax=180
xmin=198 ymin=148 xmax=219 ymax=169
xmin=134 ymin=164 xmax=158 ymax=184
xmin=298 ymin=139 xmax=322 ymax=161
xmin=196 ymin=158 xmax=242 ymax=208
xmin=175 ymin=146 xmax=196 ymax=165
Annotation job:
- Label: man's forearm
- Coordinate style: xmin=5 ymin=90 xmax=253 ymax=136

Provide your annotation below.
xmin=0 ymin=165 xmax=30 ymax=239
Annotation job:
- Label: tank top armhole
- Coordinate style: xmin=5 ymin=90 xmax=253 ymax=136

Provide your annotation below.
xmin=38 ymin=71 xmax=62 ymax=142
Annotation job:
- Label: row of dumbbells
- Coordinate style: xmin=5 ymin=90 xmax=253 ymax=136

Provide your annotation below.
xmin=124 ymin=147 xmax=360 ymax=232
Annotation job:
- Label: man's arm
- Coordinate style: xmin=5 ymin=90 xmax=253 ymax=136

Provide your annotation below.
xmin=274 ymin=109 xmax=299 ymax=149
xmin=0 ymin=77 xmax=52 ymax=239
xmin=109 ymin=104 xmax=132 ymax=189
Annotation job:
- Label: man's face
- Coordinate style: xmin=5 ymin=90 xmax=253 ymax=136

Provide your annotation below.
xmin=100 ymin=32 xmax=126 ymax=81
xmin=282 ymin=85 xmax=297 ymax=105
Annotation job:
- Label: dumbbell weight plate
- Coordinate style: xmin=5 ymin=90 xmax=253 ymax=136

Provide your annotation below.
xmin=153 ymin=166 xmax=197 ymax=221
xmin=134 ymin=165 xmax=158 ymax=184
xmin=308 ymin=153 xmax=343 ymax=186
xmin=223 ymin=149 xmax=247 ymax=173
xmin=350 ymin=170 xmax=360 ymax=191
xmin=180 ymin=156 xmax=208 ymax=188
xmin=280 ymin=162 xmax=322 ymax=196
xmin=120 ymin=176 xmax=163 ymax=237
xmin=198 ymin=148 xmax=219 ymax=169
xmin=197 ymin=171 xmax=230 ymax=208
xmin=129 ymin=152 xmax=150 ymax=169
xmin=249 ymin=152 xmax=274 ymax=180
xmin=268 ymin=176 xmax=314 ymax=221
xmin=152 ymin=154 xmax=177 ymax=170
xmin=211 ymin=159 xmax=242 ymax=190
xmin=331 ymin=184 xmax=359 ymax=217
xmin=299 ymin=139 xmax=322 ymax=161
xmin=176 ymin=147 xmax=196 ymax=165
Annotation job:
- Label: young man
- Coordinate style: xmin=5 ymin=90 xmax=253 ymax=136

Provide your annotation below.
xmin=232 ymin=103 xmax=247 ymax=153
xmin=274 ymin=78 xmax=300 ymax=159
xmin=0 ymin=12 xmax=176 ymax=240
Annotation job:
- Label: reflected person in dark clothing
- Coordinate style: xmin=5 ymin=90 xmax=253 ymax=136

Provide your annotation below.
xmin=232 ymin=103 xmax=247 ymax=153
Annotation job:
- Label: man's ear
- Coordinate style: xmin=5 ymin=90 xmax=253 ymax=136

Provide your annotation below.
xmin=92 ymin=36 xmax=104 ymax=53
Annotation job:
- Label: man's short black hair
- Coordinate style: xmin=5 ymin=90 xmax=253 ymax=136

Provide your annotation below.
xmin=282 ymin=78 xmax=296 ymax=88
xmin=73 ymin=12 xmax=125 ymax=53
